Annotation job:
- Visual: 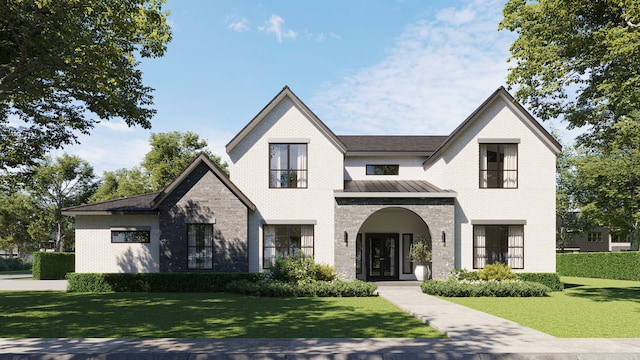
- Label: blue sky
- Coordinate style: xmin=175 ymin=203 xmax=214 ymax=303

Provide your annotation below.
xmin=58 ymin=0 xmax=570 ymax=175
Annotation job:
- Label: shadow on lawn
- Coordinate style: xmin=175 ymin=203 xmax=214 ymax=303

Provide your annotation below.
xmin=0 ymin=291 xmax=554 ymax=357
xmin=564 ymin=285 xmax=640 ymax=303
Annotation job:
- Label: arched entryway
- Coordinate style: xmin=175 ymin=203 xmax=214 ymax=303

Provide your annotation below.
xmin=355 ymin=207 xmax=431 ymax=281
xmin=333 ymin=197 xmax=455 ymax=281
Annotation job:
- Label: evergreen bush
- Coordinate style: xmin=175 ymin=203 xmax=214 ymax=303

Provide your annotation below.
xmin=421 ymin=278 xmax=550 ymax=297
xmin=557 ymin=252 xmax=640 ymax=280
xmin=0 ymin=257 xmax=31 ymax=272
xmin=32 ymin=252 xmax=74 ymax=280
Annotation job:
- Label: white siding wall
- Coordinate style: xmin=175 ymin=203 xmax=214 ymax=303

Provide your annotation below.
xmin=344 ymin=156 xmax=426 ymax=181
xmin=75 ymin=215 xmax=160 ymax=273
xmin=425 ymin=96 xmax=557 ymax=272
xmin=228 ymin=97 xmax=344 ymax=271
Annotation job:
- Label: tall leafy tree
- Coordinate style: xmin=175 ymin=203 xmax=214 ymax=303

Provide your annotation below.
xmin=90 ymin=167 xmax=153 ymax=202
xmin=30 ymin=154 xmax=98 ymax=251
xmin=0 ymin=0 xmax=172 ymax=170
xmin=0 ymin=191 xmax=45 ymax=256
xmin=500 ymin=0 xmax=640 ymax=146
xmin=91 ymin=131 xmax=228 ymax=201
xmin=142 ymin=131 xmax=228 ymax=191
xmin=572 ymin=119 xmax=640 ymax=251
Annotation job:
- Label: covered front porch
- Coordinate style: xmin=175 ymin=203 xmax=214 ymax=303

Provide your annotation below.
xmin=334 ymin=180 xmax=456 ymax=281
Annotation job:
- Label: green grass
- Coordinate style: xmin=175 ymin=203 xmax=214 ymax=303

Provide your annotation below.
xmin=0 ymin=291 xmax=444 ymax=338
xmin=444 ymin=277 xmax=640 ymax=338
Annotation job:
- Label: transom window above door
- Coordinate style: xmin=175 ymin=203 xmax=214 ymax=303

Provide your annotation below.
xmin=479 ymin=143 xmax=518 ymax=188
xmin=269 ymin=143 xmax=308 ymax=188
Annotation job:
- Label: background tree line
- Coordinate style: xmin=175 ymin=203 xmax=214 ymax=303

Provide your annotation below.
xmin=0 ymin=131 xmax=226 ymax=256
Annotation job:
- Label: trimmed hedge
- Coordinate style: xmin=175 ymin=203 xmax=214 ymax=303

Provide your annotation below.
xmin=225 ymin=279 xmax=378 ymax=297
xmin=32 ymin=252 xmax=75 ymax=280
xmin=421 ymin=279 xmax=551 ymax=297
xmin=66 ymin=272 xmax=266 ymax=292
xmin=557 ymin=252 xmax=640 ymax=281
xmin=516 ymin=272 xmax=564 ymax=291
xmin=0 ymin=257 xmax=31 ymax=272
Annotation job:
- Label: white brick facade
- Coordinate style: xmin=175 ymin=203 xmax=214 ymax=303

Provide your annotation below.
xmin=75 ymin=215 xmax=160 ymax=273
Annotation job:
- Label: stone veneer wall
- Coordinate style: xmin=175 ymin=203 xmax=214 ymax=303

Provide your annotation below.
xmin=159 ymin=162 xmax=250 ymax=272
xmin=334 ymin=198 xmax=455 ymax=280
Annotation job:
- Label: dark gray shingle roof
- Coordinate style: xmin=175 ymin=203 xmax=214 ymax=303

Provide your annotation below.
xmin=62 ymin=192 xmax=160 ymax=215
xmin=338 ymin=136 xmax=447 ymax=154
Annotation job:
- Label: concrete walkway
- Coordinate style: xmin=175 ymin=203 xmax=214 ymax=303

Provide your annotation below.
xmin=0 ymin=279 xmax=639 ymax=359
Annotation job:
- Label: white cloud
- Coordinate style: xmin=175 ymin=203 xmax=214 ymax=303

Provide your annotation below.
xmin=97 ymin=120 xmax=136 ymax=133
xmin=310 ymin=0 xmax=517 ymax=137
xmin=259 ymin=14 xmax=297 ymax=43
xmin=227 ymin=16 xmax=250 ymax=32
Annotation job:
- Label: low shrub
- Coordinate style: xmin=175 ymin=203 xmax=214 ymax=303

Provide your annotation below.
xmin=477 ymin=263 xmax=517 ymax=281
xmin=421 ymin=278 xmax=551 ymax=297
xmin=269 ymin=253 xmax=338 ymax=284
xmin=449 ymin=268 xmax=479 ymax=281
xmin=225 ymin=279 xmax=377 ymax=297
xmin=0 ymin=257 xmax=31 ymax=272
xmin=67 ymin=272 xmax=266 ymax=292
xmin=557 ymin=252 xmax=640 ymax=281
xmin=516 ymin=272 xmax=564 ymax=291
xmin=32 ymin=252 xmax=74 ymax=280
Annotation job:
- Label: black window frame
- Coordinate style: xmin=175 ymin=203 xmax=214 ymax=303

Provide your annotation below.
xmin=263 ymin=224 xmax=314 ymax=268
xmin=269 ymin=143 xmax=308 ymax=188
xmin=111 ymin=229 xmax=151 ymax=243
xmin=473 ymin=225 xmax=524 ymax=269
xmin=187 ymin=223 xmax=214 ymax=270
xmin=366 ymin=164 xmax=399 ymax=175
xmin=479 ymin=143 xmax=518 ymax=189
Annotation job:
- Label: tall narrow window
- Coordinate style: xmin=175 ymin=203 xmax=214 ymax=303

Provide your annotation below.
xmin=270 ymin=143 xmax=308 ymax=188
xmin=473 ymin=225 xmax=524 ymax=269
xmin=480 ymin=144 xmax=518 ymax=188
xmin=187 ymin=224 xmax=213 ymax=269
xmin=263 ymin=224 xmax=314 ymax=267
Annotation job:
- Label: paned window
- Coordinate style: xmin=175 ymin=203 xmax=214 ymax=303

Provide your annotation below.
xmin=473 ymin=225 xmax=524 ymax=269
xmin=269 ymin=143 xmax=308 ymax=188
xmin=188 ymin=224 xmax=213 ymax=269
xmin=263 ymin=225 xmax=314 ymax=268
xmin=111 ymin=228 xmax=150 ymax=243
xmin=587 ymin=232 xmax=603 ymax=242
xmin=480 ymin=144 xmax=518 ymax=188
xmin=366 ymin=165 xmax=399 ymax=175
xmin=402 ymin=233 xmax=414 ymax=274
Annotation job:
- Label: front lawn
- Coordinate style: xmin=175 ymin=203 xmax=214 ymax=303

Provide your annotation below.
xmin=444 ymin=277 xmax=640 ymax=338
xmin=0 ymin=291 xmax=444 ymax=338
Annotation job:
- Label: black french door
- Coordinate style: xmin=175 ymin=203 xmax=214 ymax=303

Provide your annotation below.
xmin=366 ymin=233 xmax=399 ymax=280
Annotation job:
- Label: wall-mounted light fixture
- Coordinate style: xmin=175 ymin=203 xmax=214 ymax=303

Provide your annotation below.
xmin=441 ymin=231 xmax=446 ymax=247
xmin=344 ymin=231 xmax=349 ymax=247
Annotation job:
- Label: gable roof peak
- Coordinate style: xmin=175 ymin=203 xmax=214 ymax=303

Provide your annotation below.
xmin=226 ymin=85 xmax=347 ymax=154
xmin=422 ymin=86 xmax=562 ymax=168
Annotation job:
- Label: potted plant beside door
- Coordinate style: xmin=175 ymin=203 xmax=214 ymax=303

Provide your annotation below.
xmin=409 ymin=236 xmax=432 ymax=281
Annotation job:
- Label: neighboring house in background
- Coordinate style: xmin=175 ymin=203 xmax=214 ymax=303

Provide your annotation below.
xmin=63 ymin=86 xmax=561 ymax=280
xmin=557 ymin=223 xmax=632 ymax=253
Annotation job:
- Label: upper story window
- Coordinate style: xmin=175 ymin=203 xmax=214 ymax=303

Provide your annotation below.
xmin=479 ymin=144 xmax=518 ymax=188
xmin=366 ymin=164 xmax=399 ymax=175
xmin=269 ymin=143 xmax=307 ymax=188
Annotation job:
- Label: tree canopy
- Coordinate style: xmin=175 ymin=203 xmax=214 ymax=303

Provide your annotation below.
xmin=91 ymin=131 xmax=228 ymax=202
xmin=30 ymin=153 xmax=98 ymax=251
xmin=571 ymin=119 xmax=640 ymax=250
xmin=500 ymin=0 xmax=640 ymax=146
xmin=0 ymin=0 xmax=172 ymax=170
